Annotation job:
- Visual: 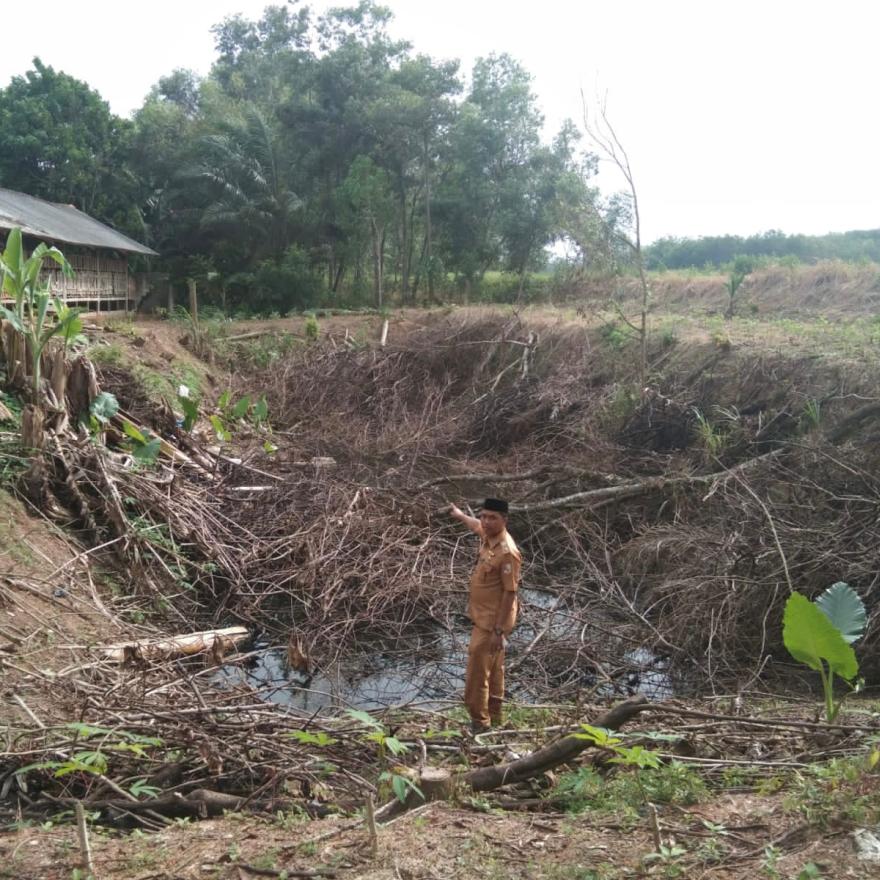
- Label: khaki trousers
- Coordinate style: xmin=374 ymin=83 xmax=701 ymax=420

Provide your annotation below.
xmin=464 ymin=626 xmax=504 ymax=726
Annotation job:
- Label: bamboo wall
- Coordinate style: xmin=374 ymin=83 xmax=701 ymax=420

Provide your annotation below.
xmin=1 ymin=251 xmax=133 ymax=312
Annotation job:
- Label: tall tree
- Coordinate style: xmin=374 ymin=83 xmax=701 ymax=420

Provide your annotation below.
xmin=0 ymin=58 xmax=137 ymax=231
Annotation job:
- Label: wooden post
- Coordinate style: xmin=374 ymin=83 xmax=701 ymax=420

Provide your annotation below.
xmin=365 ymin=796 xmax=378 ymax=858
xmin=167 ymin=282 xmax=175 ymax=312
xmin=187 ymin=278 xmax=199 ymax=329
xmin=74 ymin=801 xmax=94 ymax=876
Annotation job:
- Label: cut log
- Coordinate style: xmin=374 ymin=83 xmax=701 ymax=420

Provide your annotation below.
xmin=96 ymin=788 xmax=243 ymax=819
xmin=104 ymin=626 xmax=249 ymax=662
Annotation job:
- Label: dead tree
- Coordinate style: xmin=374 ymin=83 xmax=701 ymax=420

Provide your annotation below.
xmin=582 ymin=93 xmax=651 ymax=384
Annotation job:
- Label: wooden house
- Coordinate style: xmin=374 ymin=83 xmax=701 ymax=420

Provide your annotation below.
xmin=0 ymin=187 xmax=157 ymax=312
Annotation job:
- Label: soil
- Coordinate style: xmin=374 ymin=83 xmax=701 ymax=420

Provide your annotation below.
xmin=2 ymin=789 xmax=877 ymax=879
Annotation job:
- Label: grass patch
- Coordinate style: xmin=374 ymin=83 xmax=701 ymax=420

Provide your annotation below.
xmin=87 ymin=342 xmax=125 ymax=366
xmin=130 ymin=358 xmax=208 ymax=403
xmin=555 ymin=761 xmax=707 ymax=819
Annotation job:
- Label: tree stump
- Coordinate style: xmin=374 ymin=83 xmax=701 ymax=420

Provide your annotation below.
xmin=417 ymin=767 xmax=456 ymax=803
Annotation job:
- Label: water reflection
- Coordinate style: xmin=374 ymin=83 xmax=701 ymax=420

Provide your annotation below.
xmin=213 ymin=588 xmax=674 ymax=710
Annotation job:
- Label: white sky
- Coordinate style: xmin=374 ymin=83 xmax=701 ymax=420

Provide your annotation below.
xmin=2 ymin=0 xmax=878 ymax=242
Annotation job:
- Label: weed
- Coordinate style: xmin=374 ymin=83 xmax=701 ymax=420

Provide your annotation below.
xmin=599 ymin=320 xmax=631 ymax=350
xmin=556 ymin=760 xmax=705 ymax=817
xmin=695 ymin=835 xmax=727 ymax=864
xmin=783 ymin=756 xmax=877 ymax=827
xmin=642 ymin=842 xmax=687 ymax=877
xmin=16 ymin=723 xmax=163 ymax=780
xmin=761 ymin=844 xmax=783 ymax=879
xmin=606 ymin=384 xmax=639 ymax=425
xmin=104 ymin=317 xmax=138 ymax=337
xmin=251 ymin=849 xmax=279 ymax=871
xmin=659 ymin=327 xmax=678 ymax=347
xmin=692 ymin=408 xmax=725 ymax=459
xmin=304 ymin=314 xmax=319 ymax=341
xmin=502 ymin=704 xmax=556 ymax=729
xmin=801 ymin=398 xmax=822 ymax=431
xmin=710 ymin=330 xmax=732 ymax=350
xmin=783 ymin=583 xmax=866 ymax=722
xmin=275 ymin=806 xmax=308 ymax=830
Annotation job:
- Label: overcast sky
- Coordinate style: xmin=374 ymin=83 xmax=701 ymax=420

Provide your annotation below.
xmin=2 ymin=0 xmax=878 ymax=242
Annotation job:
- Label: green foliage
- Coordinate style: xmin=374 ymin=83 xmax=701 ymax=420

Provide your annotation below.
xmin=177 ymin=393 xmax=199 ymax=431
xmin=304 ymin=315 xmax=319 ymax=342
xmin=724 ymin=256 xmax=752 ymax=318
xmin=646 ymin=229 xmax=880 ymax=270
xmin=599 ymin=321 xmax=631 ymax=350
xmin=783 ymin=755 xmax=878 ymax=827
xmin=556 ymin=760 xmax=706 ymax=816
xmin=129 ymin=778 xmax=162 ymax=798
xmin=121 ymin=419 xmax=162 ymax=466
xmin=0 ymin=228 xmax=79 ymax=399
xmin=283 ymin=730 xmax=338 ymax=747
xmin=208 ymin=390 xmax=271 ymax=442
xmin=642 ymin=843 xmax=687 ymax=877
xmin=815 ymin=581 xmax=867 ymax=644
xmin=0 ymin=59 xmax=138 ymax=231
xmin=87 ymin=391 xmax=119 ymax=434
xmin=783 ymin=583 xmax=866 ymax=722
xmin=564 ymin=726 xmax=704 ymax=815
xmin=801 ymin=398 xmax=822 ymax=431
xmin=17 ymin=723 xmax=162 ymax=781
xmin=692 ymin=408 xmax=725 ymax=459
xmin=378 ymin=769 xmax=423 ymax=804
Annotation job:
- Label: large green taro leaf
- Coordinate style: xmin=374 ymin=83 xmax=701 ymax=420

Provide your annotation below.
xmin=815 ymin=582 xmax=867 ymax=645
xmin=783 ymin=592 xmax=858 ymax=682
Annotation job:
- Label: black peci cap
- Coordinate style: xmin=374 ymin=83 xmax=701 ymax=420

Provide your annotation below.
xmin=482 ymin=497 xmax=509 ymax=515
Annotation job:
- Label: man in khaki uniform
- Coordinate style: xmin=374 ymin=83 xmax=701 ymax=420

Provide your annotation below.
xmin=449 ymin=498 xmax=522 ymax=733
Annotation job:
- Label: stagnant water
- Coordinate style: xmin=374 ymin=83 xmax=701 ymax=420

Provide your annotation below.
xmin=213 ymin=588 xmax=674 ymax=712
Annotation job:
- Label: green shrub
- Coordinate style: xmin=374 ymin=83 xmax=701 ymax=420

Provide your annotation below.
xmin=227 ymin=245 xmax=324 ymax=315
xmin=599 ymin=320 xmax=631 ymax=350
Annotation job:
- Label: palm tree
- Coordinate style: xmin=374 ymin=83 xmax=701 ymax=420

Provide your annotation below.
xmin=182 ymin=108 xmax=301 ymax=259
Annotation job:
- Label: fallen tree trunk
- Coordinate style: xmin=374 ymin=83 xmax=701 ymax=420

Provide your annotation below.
xmin=376 ymin=696 xmax=649 ymax=821
xmin=68 ymin=788 xmax=243 ymax=819
xmin=463 ymin=695 xmax=649 ymax=791
xmin=104 ymin=626 xmax=249 ymax=662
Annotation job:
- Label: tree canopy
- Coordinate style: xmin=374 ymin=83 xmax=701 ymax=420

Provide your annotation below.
xmin=0 ymin=4 xmax=618 ymax=311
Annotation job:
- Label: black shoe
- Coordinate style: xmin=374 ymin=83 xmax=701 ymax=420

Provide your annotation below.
xmin=470 ymin=721 xmax=491 ymax=735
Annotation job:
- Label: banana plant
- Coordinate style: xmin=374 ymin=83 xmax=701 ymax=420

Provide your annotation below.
xmin=0 ymin=227 xmax=78 ymax=399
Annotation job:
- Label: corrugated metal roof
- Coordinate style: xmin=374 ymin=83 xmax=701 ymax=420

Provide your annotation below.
xmin=0 ymin=187 xmax=158 ymax=256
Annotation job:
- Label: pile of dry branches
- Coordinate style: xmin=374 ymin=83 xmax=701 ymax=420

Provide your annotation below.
xmin=32 ymin=312 xmax=879 ymax=697
xmin=4 ymin=310 xmax=880 ymax=835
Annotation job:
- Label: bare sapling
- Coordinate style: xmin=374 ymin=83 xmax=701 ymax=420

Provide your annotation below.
xmin=581 ymin=93 xmax=651 ymax=383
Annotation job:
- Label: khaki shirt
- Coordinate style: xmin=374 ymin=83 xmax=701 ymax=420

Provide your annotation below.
xmin=468 ymin=529 xmax=521 ymax=633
